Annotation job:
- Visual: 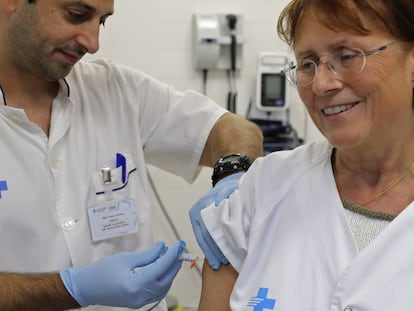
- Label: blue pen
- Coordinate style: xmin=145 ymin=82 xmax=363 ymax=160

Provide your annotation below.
xmin=116 ymin=153 xmax=126 ymax=183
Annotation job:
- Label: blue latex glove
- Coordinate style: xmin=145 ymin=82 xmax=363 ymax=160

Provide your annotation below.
xmin=190 ymin=172 xmax=244 ymax=270
xmin=59 ymin=240 xmax=185 ymax=309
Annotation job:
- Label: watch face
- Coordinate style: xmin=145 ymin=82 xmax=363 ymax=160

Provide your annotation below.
xmin=222 ymin=154 xmax=242 ymax=162
xmin=212 ymin=154 xmax=251 ymax=186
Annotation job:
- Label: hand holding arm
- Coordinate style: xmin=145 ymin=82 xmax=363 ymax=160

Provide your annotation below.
xmin=193 ymin=112 xmax=263 ymax=270
xmin=190 ymin=172 xmax=244 ymax=270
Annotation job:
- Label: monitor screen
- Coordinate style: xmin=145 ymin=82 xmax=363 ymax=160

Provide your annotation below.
xmin=261 ymin=73 xmax=285 ymax=108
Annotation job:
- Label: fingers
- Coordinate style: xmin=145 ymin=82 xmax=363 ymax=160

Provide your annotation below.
xmin=122 ymin=241 xmax=187 ymax=308
xmin=196 ymin=220 xmax=222 ymax=269
xmin=201 ymin=227 xmax=225 ymax=269
xmin=155 ymin=256 xmax=182 ymax=289
xmin=140 ymin=240 xmax=186 ymax=281
xmin=214 ymin=185 xmax=238 ymax=206
xmin=190 ymin=201 xmax=223 ymax=269
xmin=190 ymin=178 xmax=240 ymax=270
xmin=213 ymin=172 xmax=243 ymax=205
xmin=131 ymin=241 xmax=166 ymax=269
xmin=149 ymin=241 xmax=186 ymax=297
xmin=191 ymin=216 xmax=219 ymax=268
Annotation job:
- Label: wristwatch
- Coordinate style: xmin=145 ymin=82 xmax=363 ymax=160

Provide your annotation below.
xmin=211 ymin=153 xmax=252 ymax=187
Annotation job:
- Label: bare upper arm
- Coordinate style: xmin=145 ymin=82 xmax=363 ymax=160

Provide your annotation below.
xmin=199 ymin=112 xmax=264 ymax=167
xmin=198 ymin=260 xmax=238 ymax=311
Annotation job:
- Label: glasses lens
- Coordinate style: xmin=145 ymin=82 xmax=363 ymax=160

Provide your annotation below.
xmin=296 ymin=59 xmax=316 ymax=86
xmin=286 ymin=48 xmax=367 ymax=87
xmin=332 ymin=48 xmax=365 ymax=80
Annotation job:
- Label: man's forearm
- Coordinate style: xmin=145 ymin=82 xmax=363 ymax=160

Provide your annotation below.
xmin=200 ymin=112 xmax=264 ymax=167
xmin=0 ymin=272 xmax=80 ymax=311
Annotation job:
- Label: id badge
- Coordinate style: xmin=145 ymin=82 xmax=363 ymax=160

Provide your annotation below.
xmin=88 ymin=199 xmax=138 ymax=242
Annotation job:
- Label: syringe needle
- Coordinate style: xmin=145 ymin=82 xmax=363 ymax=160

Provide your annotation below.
xmin=178 ymin=252 xmax=200 ymax=268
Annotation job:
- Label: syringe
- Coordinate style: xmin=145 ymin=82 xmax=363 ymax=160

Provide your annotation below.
xmin=178 ymin=252 xmax=200 ymax=268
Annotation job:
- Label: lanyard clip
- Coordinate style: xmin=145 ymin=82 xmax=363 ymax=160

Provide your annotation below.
xmin=101 ymin=167 xmax=114 ymax=201
xmin=101 ymin=167 xmax=112 ymax=184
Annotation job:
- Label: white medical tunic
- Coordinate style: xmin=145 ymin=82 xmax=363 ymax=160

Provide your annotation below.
xmin=0 ymin=59 xmax=226 ymax=311
xmin=202 ymin=140 xmax=414 ymax=311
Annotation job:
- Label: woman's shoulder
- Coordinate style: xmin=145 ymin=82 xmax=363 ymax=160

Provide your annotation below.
xmin=238 ymin=140 xmax=333 ymax=223
xmin=242 ymin=140 xmax=332 ymax=202
xmin=254 ymin=140 xmax=332 ymax=173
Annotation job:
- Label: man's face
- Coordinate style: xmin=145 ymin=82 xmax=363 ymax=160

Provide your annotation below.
xmin=6 ymin=0 xmax=114 ymax=81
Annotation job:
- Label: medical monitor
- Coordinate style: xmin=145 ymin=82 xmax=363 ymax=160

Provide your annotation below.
xmin=260 ymin=73 xmax=286 ymax=109
xmin=256 ymin=53 xmax=289 ymax=112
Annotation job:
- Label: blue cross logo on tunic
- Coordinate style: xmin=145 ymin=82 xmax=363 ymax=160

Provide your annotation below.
xmin=247 ymin=287 xmax=276 ymax=311
xmin=0 ymin=181 xmax=8 ymax=199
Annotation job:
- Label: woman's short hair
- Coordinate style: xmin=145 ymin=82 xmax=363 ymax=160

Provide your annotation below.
xmin=277 ymin=0 xmax=414 ymax=47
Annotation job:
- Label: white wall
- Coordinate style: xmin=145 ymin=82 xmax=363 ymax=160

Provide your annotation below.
xmin=86 ymin=1 xmax=323 ymax=309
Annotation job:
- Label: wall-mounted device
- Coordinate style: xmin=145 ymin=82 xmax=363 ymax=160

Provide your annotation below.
xmin=256 ymin=52 xmax=289 ymax=112
xmin=247 ymin=52 xmax=303 ymax=153
xmin=192 ymin=13 xmax=244 ymax=71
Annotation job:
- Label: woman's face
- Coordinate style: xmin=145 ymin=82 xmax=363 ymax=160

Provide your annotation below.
xmin=294 ymin=10 xmax=414 ymax=151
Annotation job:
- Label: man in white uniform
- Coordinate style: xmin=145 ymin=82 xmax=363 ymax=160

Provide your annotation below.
xmin=0 ymin=0 xmax=264 ymax=310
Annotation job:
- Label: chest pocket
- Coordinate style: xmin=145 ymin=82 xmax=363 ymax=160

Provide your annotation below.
xmin=92 ymin=152 xmax=137 ymax=196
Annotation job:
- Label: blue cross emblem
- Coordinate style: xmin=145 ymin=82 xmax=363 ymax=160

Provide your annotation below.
xmin=0 ymin=181 xmax=8 ymax=199
xmin=247 ymin=288 xmax=276 ymax=311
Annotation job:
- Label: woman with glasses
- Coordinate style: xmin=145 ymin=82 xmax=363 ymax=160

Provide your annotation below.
xmin=195 ymin=0 xmax=414 ymax=310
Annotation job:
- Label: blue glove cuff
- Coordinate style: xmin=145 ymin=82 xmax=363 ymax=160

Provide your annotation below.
xmin=59 ymin=268 xmax=88 ymax=307
xmin=214 ymin=171 xmax=245 ymax=188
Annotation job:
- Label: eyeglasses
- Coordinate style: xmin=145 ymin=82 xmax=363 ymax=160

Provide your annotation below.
xmin=282 ymin=41 xmax=398 ymax=87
